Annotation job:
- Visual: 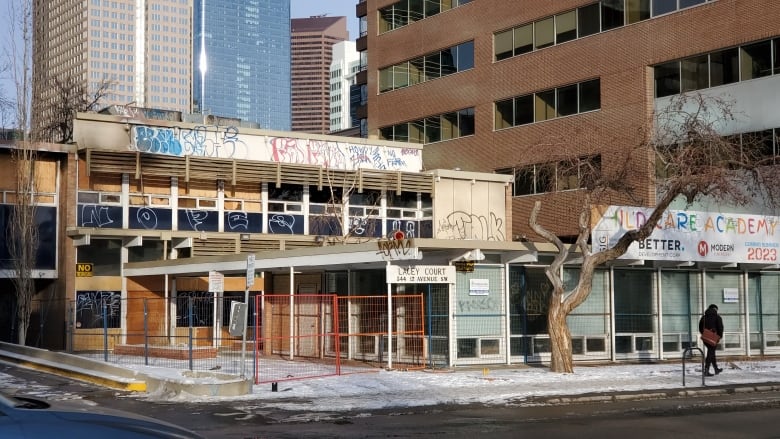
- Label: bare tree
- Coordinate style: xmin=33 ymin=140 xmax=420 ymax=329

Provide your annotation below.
xmin=38 ymin=75 xmax=112 ymax=143
xmin=4 ymin=0 xmax=39 ymax=345
xmin=528 ymin=93 xmax=780 ymax=373
xmin=309 ymin=170 xmax=383 ymax=245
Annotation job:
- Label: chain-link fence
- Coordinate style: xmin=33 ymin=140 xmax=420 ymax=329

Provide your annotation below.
xmin=67 ymin=293 xmax=426 ymax=382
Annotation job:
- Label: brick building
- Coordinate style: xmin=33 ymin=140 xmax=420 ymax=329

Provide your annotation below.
xmin=354 ymin=0 xmax=780 ymax=239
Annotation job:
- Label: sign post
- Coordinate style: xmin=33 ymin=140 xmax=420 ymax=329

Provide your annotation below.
xmin=241 ymin=255 xmax=255 ymax=378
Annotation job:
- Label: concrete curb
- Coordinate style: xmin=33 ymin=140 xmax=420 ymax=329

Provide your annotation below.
xmin=0 ymin=342 xmax=252 ymax=397
xmin=529 ymin=382 xmax=780 ymax=406
xmin=0 ymin=342 xmax=147 ymax=391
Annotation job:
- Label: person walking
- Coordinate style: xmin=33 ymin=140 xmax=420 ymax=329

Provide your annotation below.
xmin=699 ymin=304 xmax=724 ymax=376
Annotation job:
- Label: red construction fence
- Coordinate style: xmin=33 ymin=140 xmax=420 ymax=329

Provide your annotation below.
xmin=254 ymin=294 xmax=425 ymax=384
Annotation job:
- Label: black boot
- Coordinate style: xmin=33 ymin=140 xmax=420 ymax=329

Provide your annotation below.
xmin=714 ymin=365 xmax=723 ymax=374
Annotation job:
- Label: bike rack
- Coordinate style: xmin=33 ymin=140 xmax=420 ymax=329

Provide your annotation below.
xmin=682 ymin=346 xmax=705 ymax=386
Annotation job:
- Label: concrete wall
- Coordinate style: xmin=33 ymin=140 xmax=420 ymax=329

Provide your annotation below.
xmin=433 ymin=170 xmax=511 ymax=241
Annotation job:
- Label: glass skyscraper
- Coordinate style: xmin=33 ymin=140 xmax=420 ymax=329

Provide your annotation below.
xmin=193 ymin=0 xmax=291 ymax=130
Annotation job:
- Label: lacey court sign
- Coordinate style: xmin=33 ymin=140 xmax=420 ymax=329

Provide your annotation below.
xmin=386 ymin=265 xmax=456 ymax=284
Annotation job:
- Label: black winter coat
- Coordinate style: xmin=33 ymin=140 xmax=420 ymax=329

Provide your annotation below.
xmin=699 ymin=307 xmax=724 ymax=338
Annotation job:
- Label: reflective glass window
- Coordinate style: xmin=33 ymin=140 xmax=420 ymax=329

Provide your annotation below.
xmin=626 ymin=0 xmax=650 ymax=24
xmin=534 ymin=17 xmax=555 ymax=49
xmin=534 ymin=89 xmax=556 ymax=121
xmin=601 ymin=0 xmax=625 ymax=31
xmin=680 ymin=0 xmax=706 ymax=7
xmin=456 ymin=41 xmax=474 ymax=70
xmin=410 ymin=58 xmax=425 ymax=84
xmin=425 ymin=116 xmax=442 ymax=143
xmin=555 ymin=11 xmax=577 ymax=44
xmin=393 ymin=63 xmax=410 ymax=89
xmin=379 ymin=67 xmax=394 ymax=92
xmin=394 ymin=123 xmax=409 ymax=142
xmin=740 ymin=40 xmax=773 ymax=80
xmin=440 ymin=48 xmax=457 ymax=76
xmin=425 ymin=0 xmax=440 ymax=16
xmin=578 ymin=3 xmax=600 ymax=37
xmin=495 ymin=99 xmax=514 ymax=129
xmin=557 ymin=84 xmax=579 ymax=116
xmin=652 ymin=0 xmax=677 ymax=16
xmin=268 ymin=183 xmax=302 ymax=202
xmin=710 ymin=48 xmax=739 ymax=86
xmin=514 ymin=167 xmax=535 ymax=195
xmin=515 ymin=95 xmax=534 ymax=125
xmin=441 ymin=112 xmax=458 ymax=140
xmin=379 ymin=126 xmax=394 ymax=140
xmin=379 ymin=7 xmax=394 ymax=33
xmin=654 ymin=61 xmax=680 ymax=97
xmin=495 ymin=30 xmax=513 ymax=61
xmin=514 ymin=24 xmax=534 ymax=55
xmin=425 ymin=52 xmax=441 ymax=80
xmin=579 ymin=79 xmax=601 ymax=112
xmin=409 ymin=0 xmax=424 ymax=21
xmin=409 ymin=120 xmax=425 ymax=143
xmin=681 ymin=55 xmax=709 ymax=92
xmin=458 ymin=108 xmax=475 ymax=136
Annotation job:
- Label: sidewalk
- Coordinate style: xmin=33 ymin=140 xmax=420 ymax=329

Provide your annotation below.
xmin=132 ymin=357 xmax=780 ymax=412
xmin=3 ymin=342 xmax=780 ymax=410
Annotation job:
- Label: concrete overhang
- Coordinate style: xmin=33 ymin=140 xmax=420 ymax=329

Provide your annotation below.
xmin=123 ymin=239 xmax=536 ymax=278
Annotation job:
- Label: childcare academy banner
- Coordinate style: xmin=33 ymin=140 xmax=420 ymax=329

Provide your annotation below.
xmin=591 ymin=206 xmax=780 ymax=263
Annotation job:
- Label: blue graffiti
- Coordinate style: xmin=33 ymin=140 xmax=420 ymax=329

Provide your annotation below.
xmin=134 ymin=126 xmax=183 ymax=155
xmin=133 ymin=125 xmax=247 ymax=159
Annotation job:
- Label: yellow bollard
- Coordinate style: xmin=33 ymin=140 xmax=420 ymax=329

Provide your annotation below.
xmin=482 ymin=367 xmax=489 ymax=376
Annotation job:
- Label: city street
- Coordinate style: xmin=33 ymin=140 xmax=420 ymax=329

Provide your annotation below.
xmin=4 ymin=361 xmax=780 ymax=438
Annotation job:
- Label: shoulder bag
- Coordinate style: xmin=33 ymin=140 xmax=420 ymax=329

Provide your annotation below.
xmin=701 ymin=328 xmax=720 ymax=346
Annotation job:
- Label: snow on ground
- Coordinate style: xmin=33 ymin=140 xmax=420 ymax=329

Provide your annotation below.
xmin=4 ymin=356 xmax=780 ymax=412
xmin=128 ymin=359 xmax=780 ymax=411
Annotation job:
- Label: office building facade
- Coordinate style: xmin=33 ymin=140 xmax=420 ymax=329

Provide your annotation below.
xmin=349 ymin=0 xmax=780 ymax=363
xmin=291 ymin=17 xmax=349 ymax=134
xmin=32 ymin=0 xmax=193 ymax=137
xmin=193 ymin=0 xmax=291 ymax=130
xmin=329 ymin=40 xmax=360 ymax=133
xmin=355 ymin=0 xmax=780 ymax=238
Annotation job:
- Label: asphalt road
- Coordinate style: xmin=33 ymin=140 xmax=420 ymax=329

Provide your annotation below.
xmin=3 ymin=362 xmax=780 ymax=439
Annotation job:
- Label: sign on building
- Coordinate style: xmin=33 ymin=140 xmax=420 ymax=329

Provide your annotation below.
xmin=592 ymin=206 xmax=780 ymax=264
xmin=76 ymin=263 xmax=93 ymax=277
xmin=386 ymin=265 xmax=456 ymax=284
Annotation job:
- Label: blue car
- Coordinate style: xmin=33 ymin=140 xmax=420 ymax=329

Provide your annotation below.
xmin=0 ymin=391 xmax=205 ymax=438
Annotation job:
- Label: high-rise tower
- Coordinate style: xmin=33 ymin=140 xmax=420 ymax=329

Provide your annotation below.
xmin=32 ymin=0 xmax=193 ymax=139
xmin=193 ymin=0 xmax=291 ymax=130
xmin=291 ymin=16 xmax=348 ymax=134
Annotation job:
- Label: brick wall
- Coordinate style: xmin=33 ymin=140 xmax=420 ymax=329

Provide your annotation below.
xmin=365 ymin=0 xmax=780 ymax=239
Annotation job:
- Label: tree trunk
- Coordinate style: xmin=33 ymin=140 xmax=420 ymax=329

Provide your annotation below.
xmin=548 ymin=288 xmax=574 ymax=373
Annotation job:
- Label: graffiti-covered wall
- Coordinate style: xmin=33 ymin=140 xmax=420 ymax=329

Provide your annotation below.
xmin=74 ymin=114 xmax=423 ymax=172
xmin=433 ymin=171 xmax=512 ymax=242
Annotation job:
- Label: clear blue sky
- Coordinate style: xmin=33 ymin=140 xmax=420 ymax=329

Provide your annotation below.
xmin=291 ymin=0 xmax=359 ymax=40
